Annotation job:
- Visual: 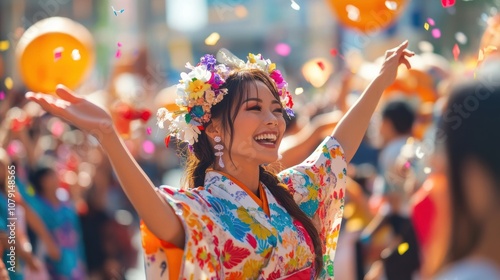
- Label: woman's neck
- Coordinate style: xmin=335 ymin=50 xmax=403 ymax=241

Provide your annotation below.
xmin=213 ymin=163 xmax=260 ymax=196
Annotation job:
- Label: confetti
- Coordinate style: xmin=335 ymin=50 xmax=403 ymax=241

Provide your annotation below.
xmin=385 ymin=0 xmax=398 ymax=11
xmin=330 ymin=48 xmax=345 ymax=60
xmin=112 ymin=6 xmax=125 ymax=16
xmin=441 ymin=0 xmax=455 ymax=8
xmin=0 ymin=91 xmax=4 ymax=100
xmin=432 ymin=28 xmax=441 ymax=39
xmin=117 ymin=42 xmax=122 ymax=47
xmin=204 ymin=32 xmax=220 ymax=46
xmin=164 ymin=136 xmax=171 ymax=148
xmin=295 ymin=87 xmax=304 ymax=95
xmin=146 ymin=127 xmax=152 ymax=135
xmin=142 ymin=140 xmax=155 ymax=154
xmin=455 ymin=32 xmax=468 ymax=44
xmin=317 ymin=61 xmax=325 ymax=71
xmin=424 ymin=23 xmax=430 ymax=30
xmin=484 ymin=45 xmax=498 ymax=54
xmin=290 ymin=0 xmax=300 ymax=10
xmin=424 ymin=167 xmax=432 ymax=174
xmin=427 ymin=18 xmax=435 ymax=26
xmin=415 ymin=147 xmax=424 ymax=159
xmin=54 ymin=46 xmax=64 ymax=61
xmin=115 ymin=49 xmax=122 ymax=58
xmin=398 ymin=242 xmax=409 ymax=255
xmin=71 ymin=49 xmax=81 ymax=60
xmin=0 ymin=40 xmax=9 ymax=51
xmin=404 ymin=161 xmax=411 ymax=169
xmin=4 ymin=77 xmax=13 ymax=90
xmin=275 ymin=43 xmax=291 ymax=56
xmin=478 ymin=49 xmax=485 ymax=62
xmin=453 ymin=44 xmax=460 ymax=61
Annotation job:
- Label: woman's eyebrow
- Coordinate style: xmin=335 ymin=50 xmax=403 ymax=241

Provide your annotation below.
xmin=242 ymin=98 xmax=262 ymax=103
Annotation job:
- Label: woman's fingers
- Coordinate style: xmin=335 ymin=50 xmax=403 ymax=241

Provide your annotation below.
xmin=386 ymin=40 xmax=409 ymax=57
xmin=403 ymin=49 xmax=415 ymax=57
xmin=25 ymin=93 xmax=53 ymax=112
xmin=395 ymin=40 xmax=409 ymax=54
xmin=400 ymin=57 xmax=412 ymax=69
xmin=25 ymin=92 xmax=66 ymax=116
xmin=55 ymin=84 xmax=81 ymax=103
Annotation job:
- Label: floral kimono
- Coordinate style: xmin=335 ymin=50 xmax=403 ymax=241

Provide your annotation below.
xmin=141 ymin=136 xmax=347 ymax=279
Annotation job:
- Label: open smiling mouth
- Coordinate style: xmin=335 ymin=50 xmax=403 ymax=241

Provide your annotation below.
xmin=253 ymin=133 xmax=278 ymax=147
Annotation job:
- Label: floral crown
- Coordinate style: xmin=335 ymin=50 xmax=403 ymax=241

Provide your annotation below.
xmin=157 ymin=50 xmax=294 ymax=147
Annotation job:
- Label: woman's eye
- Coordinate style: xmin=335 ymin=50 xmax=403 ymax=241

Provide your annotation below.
xmin=274 ymin=108 xmax=284 ymax=114
xmin=247 ymin=106 xmax=261 ymax=111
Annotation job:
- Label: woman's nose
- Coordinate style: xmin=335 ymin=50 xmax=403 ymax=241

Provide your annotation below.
xmin=265 ymin=112 xmax=278 ymax=126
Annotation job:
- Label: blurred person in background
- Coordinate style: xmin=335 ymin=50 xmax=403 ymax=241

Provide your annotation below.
xmin=23 ymin=167 xmax=86 ymax=280
xmin=360 ymin=99 xmax=421 ymax=280
xmin=80 ymin=180 xmax=137 ymax=280
xmin=0 ymin=113 xmax=63 ymax=280
xmin=373 ymin=98 xmax=417 ymax=211
xmin=433 ymin=61 xmax=500 ymax=280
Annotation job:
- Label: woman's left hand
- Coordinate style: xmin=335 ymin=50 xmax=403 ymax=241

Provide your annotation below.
xmin=377 ymin=40 xmax=415 ymax=88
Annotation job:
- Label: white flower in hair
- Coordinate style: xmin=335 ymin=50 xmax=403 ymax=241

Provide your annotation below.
xmin=173 ymin=115 xmax=201 ymax=145
xmin=156 ymin=108 xmax=173 ymax=129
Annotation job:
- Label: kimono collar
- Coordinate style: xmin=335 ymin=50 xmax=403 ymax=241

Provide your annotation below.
xmin=204 ymin=169 xmax=270 ymax=216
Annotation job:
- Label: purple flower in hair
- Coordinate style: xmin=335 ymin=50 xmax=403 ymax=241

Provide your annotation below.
xmin=209 ymin=73 xmax=223 ymax=89
xmin=200 ymin=54 xmax=217 ymax=71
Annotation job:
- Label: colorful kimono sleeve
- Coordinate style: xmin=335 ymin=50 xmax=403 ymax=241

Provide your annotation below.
xmin=278 ymin=136 xmax=347 ymax=279
xmin=142 ymin=186 xmax=221 ymax=280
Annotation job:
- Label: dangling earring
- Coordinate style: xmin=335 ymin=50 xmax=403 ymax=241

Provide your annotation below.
xmin=214 ymin=136 xmax=225 ymax=168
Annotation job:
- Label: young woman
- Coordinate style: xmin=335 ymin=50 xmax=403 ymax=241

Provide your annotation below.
xmin=434 ymin=62 xmax=500 ymax=280
xmin=26 ymin=41 xmax=413 ymax=279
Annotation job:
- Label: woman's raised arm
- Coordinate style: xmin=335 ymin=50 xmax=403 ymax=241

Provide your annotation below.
xmin=332 ymin=41 xmax=414 ymax=163
xmin=26 ymin=85 xmax=185 ymax=248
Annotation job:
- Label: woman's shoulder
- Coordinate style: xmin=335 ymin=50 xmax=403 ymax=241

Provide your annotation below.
xmin=156 ymin=185 xmax=214 ymax=212
xmin=278 ymin=136 xmax=346 ymax=185
xmin=434 ymin=259 xmax=500 ymax=280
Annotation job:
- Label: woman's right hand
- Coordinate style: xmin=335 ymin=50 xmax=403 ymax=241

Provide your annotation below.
xmin=25 ymin=85 xmax=115 ymax=142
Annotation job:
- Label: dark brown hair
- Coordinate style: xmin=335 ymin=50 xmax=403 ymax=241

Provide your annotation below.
xmin=439 ymin=69 xmax=500 ymax=262
xmin=184 ymin=68 xmax=324 ymax=276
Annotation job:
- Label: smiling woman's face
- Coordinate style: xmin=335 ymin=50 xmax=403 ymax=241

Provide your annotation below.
xmin=219 ymin=80 xmax=286 ymax=167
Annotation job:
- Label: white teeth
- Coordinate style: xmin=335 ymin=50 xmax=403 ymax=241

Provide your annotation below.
xmin=254 ymin=133 xmax=277 ymax=141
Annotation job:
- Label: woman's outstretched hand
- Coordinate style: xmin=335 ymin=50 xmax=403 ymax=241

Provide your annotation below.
xmin=25 ymin=85 xmax=114 ymax=142
xmin=377 ymin=40 xmax=415 ymax=88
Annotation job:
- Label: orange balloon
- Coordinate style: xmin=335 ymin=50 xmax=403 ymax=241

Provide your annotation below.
xmin=16 ymin=17 xmax=94 ymax=93
xmin=385 ymin=69 xmax=437 ymax=103
xmin=325 ymin=0 xmax=407 ymax=33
